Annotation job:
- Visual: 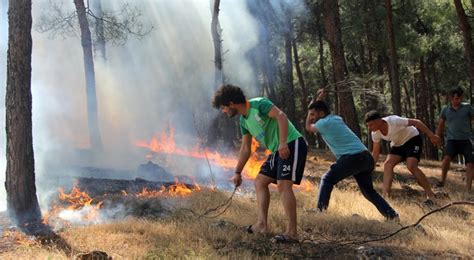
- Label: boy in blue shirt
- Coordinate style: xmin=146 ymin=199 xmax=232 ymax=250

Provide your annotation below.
xmin=305 ymin=97 xmax=398 ymax=219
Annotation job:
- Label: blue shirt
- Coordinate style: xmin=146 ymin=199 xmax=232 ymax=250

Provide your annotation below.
xmin=314 ymin=114 xmax=367 ymax=159
xmin=440 ymin=103 xmax=473 ymax=140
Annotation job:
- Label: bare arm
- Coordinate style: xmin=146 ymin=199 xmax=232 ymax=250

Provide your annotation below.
xmin=408 ymin=119 xmax=440 ymax=145
xmin=231 ymin=134 xmax=252 ymax=187
xmin=435 ymin=118 xmax=445 ymax=137
xmin=371 ymin=140 xmax=381 ymax=163
xmin=305 ymin=112 xmax=317 ymax=133
xmin=435 ymin=118 xmax=446 ymax=148
xmin=315 ymin=88 xmax=326 ymax=101
xmin=268 ymin=105 xmax=290 ymax=159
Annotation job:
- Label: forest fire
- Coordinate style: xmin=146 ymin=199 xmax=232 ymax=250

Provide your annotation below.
xmin=42 ymin=186 xmax=104 ymax=225
xmin=136 ymin=180 xmax=201 ymax=198
xmin=134 ymin=128 xmax=270 ymax=180
xmin=135 ymin=129 xmax=316 ymax=191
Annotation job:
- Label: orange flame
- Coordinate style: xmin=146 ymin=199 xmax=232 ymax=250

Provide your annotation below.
xmin=136 ymin=179 xmax=200 ymax=198
xmin=135 ymin=128 xmax=316 ymax=192
xmin=134 ymin=129 xmax=271 ymax=180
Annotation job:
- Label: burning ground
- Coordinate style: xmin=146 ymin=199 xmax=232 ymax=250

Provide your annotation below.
xmin=0 ymin=147 xmax=473 ymax=258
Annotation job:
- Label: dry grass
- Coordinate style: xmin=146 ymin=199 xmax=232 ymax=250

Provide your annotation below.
xmin=0 ymin=149 xmax=473 ymax=259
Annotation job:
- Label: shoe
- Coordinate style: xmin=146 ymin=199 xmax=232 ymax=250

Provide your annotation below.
xmin=385 ymin=213 xmax=400 ymax=223
xmin=435 ymin=181 xmax=444 ymax=187
xmin=304 ymin=208 xmax=323 ymax=214
xmin=245 ymin=225 xmax=253 ymax=234
xmin=423 ymin=199 xmax=436 ymax=207
xmin=270 ymin=234 xmax=298 ymax=244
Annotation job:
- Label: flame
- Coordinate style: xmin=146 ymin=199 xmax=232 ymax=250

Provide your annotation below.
xmin=3 ymin=230 xmax=37 ymax=246
xmin=134 ymin=127 xmax=236 ymax=168
xmin=43 ymin=186 xmax=103 ymax=225
xmin=296 ymin=179 xmax=315 ymax=192
xmin=136 ymin=179 xmax=200 ymax=198
xmin=134 ymin=129 xmax=271 ymax=180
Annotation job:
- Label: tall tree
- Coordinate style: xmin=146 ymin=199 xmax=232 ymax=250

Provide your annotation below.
xmin=292 ymin=38 xmax=308 ymax=110
xmin=74 ymin=0 xmax=103 ymax=151
xmin=322 ymin=0 xmax=361 ymax=136
xmin=5 ymin=0 xmax=42 ymax=232
xmin=284 ymin=21 xmax=296 ymax=123
xmin=384 ymin=0 xmax=402 ymax=115
xmin=208 ymin=0 xmax=236 ymax=148
xmin=211 ymin=0 xmax=223 ymax=88
xmin=453 ymin=0 xmax=474 ymax=104
xmin=91 ymin=0 xmax=106 ymax=62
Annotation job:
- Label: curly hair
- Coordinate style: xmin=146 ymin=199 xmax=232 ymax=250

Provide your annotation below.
xmin=212 ymin=84 xmax=246 ymax=108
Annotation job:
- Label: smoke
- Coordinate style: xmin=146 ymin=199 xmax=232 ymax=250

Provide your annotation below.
xmin=0 ymin=0 xmax=307 ymax=214
xmin=0 ymin=0 xmax=7 ymax=211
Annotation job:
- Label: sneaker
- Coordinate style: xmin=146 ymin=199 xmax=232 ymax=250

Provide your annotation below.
xmin=386 ymin=213 xmax=400 ymax=223
xmin=423 ymin=199 xmax=436 ymax=207
xmin=304 ymin=208 xmax=323 ymax=214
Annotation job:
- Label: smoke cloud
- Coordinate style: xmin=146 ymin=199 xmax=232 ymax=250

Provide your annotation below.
xmin=0 ymin=0 xmax=306 ymax=213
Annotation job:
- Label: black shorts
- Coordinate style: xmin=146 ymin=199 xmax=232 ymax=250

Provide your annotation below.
xmin=389 ymin=135 xmax=423 ymax=161
xmin=259 ymin=137 xmax=307 ymax=185
xmin=444 ymin=139 xmax=474 ymax=164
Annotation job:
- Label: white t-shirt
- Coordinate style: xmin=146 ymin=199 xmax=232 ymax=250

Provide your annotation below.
xmin=371 ymin=115 xmax=419 ymax=147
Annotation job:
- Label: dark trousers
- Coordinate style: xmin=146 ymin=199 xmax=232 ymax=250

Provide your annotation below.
xmin=317 ymin=151 xmax=398 ymax=218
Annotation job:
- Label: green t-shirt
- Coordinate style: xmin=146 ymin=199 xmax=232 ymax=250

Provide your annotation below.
xmin=239 ymin=97 xmax=302 ymax=152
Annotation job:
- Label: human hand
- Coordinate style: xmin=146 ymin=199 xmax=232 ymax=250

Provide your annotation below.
xmin=316 ymin=88 xmax=326 ymax=101
xmin=278 ymin=142 xmax=290 ymax=159
xmin=429 ymin=134 xmax=441 ymax=146
xmin=231 ymin=173 xmax=242 ymax=187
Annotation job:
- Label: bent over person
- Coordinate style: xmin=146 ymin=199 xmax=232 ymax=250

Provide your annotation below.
xmin=364 ymin=110 xmax=439 ymax=204
xmin=212 ymin=84 xmax=307 ymax=242
xmin=305 ymin=99 xmax=398 ymax=220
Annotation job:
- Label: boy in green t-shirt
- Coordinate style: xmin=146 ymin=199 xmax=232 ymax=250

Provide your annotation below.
xmin=212 ymin=84 xmax=307 ymax=242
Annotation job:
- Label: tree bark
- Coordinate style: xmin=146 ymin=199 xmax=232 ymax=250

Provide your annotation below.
xmin=211 ymin=0 xmax=224 ymax=88
xmin=284 ymin=30 xmax=296 ymax=123
xmin=322 ymin=0 xmax=361 ymax=136
xmin=384 ymin=0 xmax=402 ymax=115
xmin=5 ymin=0 xmax=42 ymax=231
xmin=454 ymin=0 xmax=474 ymax=104
xmin=316 ymin=5 xmax=328 ymax=87
xmin=402 ymin=81 xmax=413 ymax=118
xmin=419 ymin=57 xmax=437 ymax=160
xmin=74 ymin=0 xmax=103 ymax=151
xmin=91 ymin=0 xmax=106 ymax=62
xmin=208 ymin=0 xmax=236 ymax=148
xmin=292 ymin=38 xmax=308 ymax=111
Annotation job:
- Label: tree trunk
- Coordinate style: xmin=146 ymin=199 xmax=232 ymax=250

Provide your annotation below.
xmin=292 ymin=38 xmax=308 ymax=110
xmin=316 ymin=5 xmax=328 ymax=87
xmin=402 ymin=81 xmax=413 ymax=118
xmin=91 ymin=0 xmax=106 ymax=62
xmin=384 ymin=0 xmax=402 ymax=115
xmin=208 ymin=0 xmax=236 ymax=148
xmin=322 ymin=0 xmax=361 ymax=137
xmin=419 ymin=57 xmax=437 ymax=160
xmin=74 ymin=0 xmax=103 ymax=151
xmin=5 ymin=0 xmax=43 ymax=232
xmin=454 ymin=0 xmax=474 ymax=104
xmin=284 ymin=28 xmax=296 ymax=123
xmin=211 ymin=0 xmax=223 ymax=88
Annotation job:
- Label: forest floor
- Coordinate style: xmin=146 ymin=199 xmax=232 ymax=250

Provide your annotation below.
xmin=0 ymin=149 xmax=473 ymax=259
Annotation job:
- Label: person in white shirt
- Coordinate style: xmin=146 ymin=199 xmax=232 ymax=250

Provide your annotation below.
xmin=364 ymin=110 xmax=440 ymax=204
